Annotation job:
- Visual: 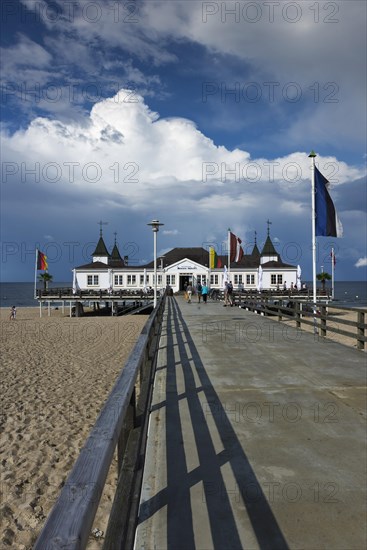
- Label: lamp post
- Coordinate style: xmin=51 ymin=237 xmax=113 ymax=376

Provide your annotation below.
xmin=147 ymin=219 xmax=164 ymax=307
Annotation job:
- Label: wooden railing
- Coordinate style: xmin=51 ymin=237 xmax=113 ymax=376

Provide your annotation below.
xmin=235 ymin=295 xmax=366 ymax=351
xmin=37 ymin=287 xmax=156 ymax=299
xmin=34 ymin=294 xmax=166 ymax=549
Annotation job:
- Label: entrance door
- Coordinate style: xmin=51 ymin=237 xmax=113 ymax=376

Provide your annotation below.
xmin=179 ymin=275 xmax=192 ymax=290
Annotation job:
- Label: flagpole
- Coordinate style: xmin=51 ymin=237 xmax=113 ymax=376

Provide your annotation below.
xmin=309 ymin=150 xmax=317 ymax=333
xmin=331 ymin=248 xmax=334 ymax=299
xmin=227 ymin=228 xmax=231 ymax=280
xmin=208 ymin=248 xmax=211 ymax=289
xmin=34 ymin=248 xmax=38 ymax=299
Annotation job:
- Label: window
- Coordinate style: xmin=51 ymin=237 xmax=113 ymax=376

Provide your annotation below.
xmin=246 ymin=274 xmax=255 ymax=285
xmin=210 ymin=274 xmax=219 ymax=284
xmin=234 ymin=275 xmax=243 ymax=284
xmin=158 ymin=275 xmax=162 ymax=285
xmin=87 ymin=275 xmax=99 ymax=286
xmin=127 ymin=275 xmax=136 ymax=285
xmin=271 ymin=274 xmax=282 ymax=285
xmin=114 ymin=275 xmax=123 ymax=286
xmin=167 ymin=275 xmax=175 ymax=285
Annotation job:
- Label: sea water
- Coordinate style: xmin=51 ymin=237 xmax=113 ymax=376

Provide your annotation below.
xmin=0 ymin=282 xmax=71 ymax=308
xmin=1 ymin=281 xmax=366 ymax=308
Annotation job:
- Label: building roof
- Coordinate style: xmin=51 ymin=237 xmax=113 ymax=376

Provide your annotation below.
xmin=110 ymin=243 xmax=125 ymax=267
xmin=251 ymin=243 xmax=261 ymax=257
xmin=261 ymin=235 xmax=279 ymax=257
xmin=142 ymin=247 xmax=210 ymax=269
xmin=232 ymin=255 xmax=261 ymax=268
xmin=92 ymin=236 xmax=111 ymax=257
xmin=75 ymin=245 xmax=296 ymax=271
xmin=75 ymin=261 xmax=109 ymax=270
xmin=261 ymin=260 xmax=295 ymax=268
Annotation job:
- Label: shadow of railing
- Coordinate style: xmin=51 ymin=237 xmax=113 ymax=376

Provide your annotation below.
xmin=139 ymin=297 xmax=289 ymax=549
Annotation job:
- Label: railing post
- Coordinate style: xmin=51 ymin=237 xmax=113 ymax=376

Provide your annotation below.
xmin=278 ymin=305 xmax=282 ymax=321
xmin=295 ymin=301 xmax=301 ymax=328
xmin=357 ymin=311 xmax=365 ymax=350
xmin=118 ymin=389 xmax=136 ymax=472
xmin=320 ymin=306 xmax=327 ymax=337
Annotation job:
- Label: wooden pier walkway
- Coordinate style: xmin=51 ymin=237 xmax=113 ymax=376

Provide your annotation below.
xmin=134 ymin=296 xmax=366 ymax=550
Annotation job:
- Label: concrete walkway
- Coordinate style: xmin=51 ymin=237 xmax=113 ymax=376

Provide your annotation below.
xmin=134 ymin=296 xmax=366 ymax=550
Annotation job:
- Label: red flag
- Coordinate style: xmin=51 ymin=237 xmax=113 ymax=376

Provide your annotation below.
xmin=37 ymin=250 xmax=48 ymax=270
xmin=230 ymin=232 xmax=244 ymax=263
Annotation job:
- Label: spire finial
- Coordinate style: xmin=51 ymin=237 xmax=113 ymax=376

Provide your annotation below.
xmin=98 ymin=220 xmax=108 ymax=237
xmin=113 ymin=231 xmax=117 ymax=245
xmin=266 ymin=219 xmax=272 ymax=237
xmin=254 ymin=230 xmax=257 ymax=244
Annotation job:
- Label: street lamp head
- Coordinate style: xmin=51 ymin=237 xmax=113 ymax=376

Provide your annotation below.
xmin=147 ymin=219 xmax=164 ymax=232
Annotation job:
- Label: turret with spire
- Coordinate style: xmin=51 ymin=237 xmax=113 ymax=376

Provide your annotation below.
xmin=251 ymin=230 xmax=261 ymax=258
xmin=260 ymin=220 xmax=279 ymax=264
xmin=92 ymin=221 xmax=111 ymax=264
xmin=109 ymin=232 xmax=125 ymax=267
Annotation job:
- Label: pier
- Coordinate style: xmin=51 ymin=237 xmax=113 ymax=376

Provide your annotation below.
xmin=35 ymin=287 xmax=155 ymax=316
xmin=35 ymin=295 xmax=366 ymax=549
xmin=135 ymin=297 xmax=366 ymax=549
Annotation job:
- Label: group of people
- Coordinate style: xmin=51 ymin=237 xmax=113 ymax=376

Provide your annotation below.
xmin=279 ymin=282 xmax=307 ymax=292
xmin=184 ymin=278 xmax=309 ymax=305
xmin=184 ymin=282 xmax=209 ymax=304
xmin=184 ymin=281 xmax=233 ymax=306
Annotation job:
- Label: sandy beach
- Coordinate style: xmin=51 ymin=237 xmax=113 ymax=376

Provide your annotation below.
xmin=0 ymin=307 xmax=148 ymax=549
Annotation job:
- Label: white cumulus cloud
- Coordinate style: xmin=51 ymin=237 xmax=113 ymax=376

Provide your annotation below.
xmin=355 ymin=258 xmax=367 ymax=268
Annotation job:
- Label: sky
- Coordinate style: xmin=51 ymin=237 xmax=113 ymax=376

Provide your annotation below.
xmin=1 ymin=0 xmax=366 ymax=282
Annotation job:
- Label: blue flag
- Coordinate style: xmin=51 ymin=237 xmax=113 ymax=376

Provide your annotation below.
xmin=315 ymin=166 xmax=343 ymax=237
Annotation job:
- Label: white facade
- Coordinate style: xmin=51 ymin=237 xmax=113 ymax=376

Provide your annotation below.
xmin=74 ymin=257 xmax=298 ymax=293
xmin=73 ymin=233 xmax=299 ymax=293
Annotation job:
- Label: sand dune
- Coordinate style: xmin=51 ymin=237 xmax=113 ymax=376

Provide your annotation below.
xmin=0 ymin=307 xmax=148 ymax=549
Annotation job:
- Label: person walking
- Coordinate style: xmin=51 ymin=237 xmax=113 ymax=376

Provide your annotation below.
xmin=224 ymin=281 xmax=233 ymax=306
xmin=9 ymin=305 xmax=16 ymax=320
xmin=201 ymin=283 xmax=208 ymax=304
xmin=186 ymin=284 xmax=192 ymax=303
xmin=227 ymin=281 xmax=234 ymax=306
xmin=196 ymin=281 xmax=202 ymax=303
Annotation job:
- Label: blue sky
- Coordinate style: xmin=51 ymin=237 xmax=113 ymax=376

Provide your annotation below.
xmin=1 ymin=0 xmax=366 ymax=282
